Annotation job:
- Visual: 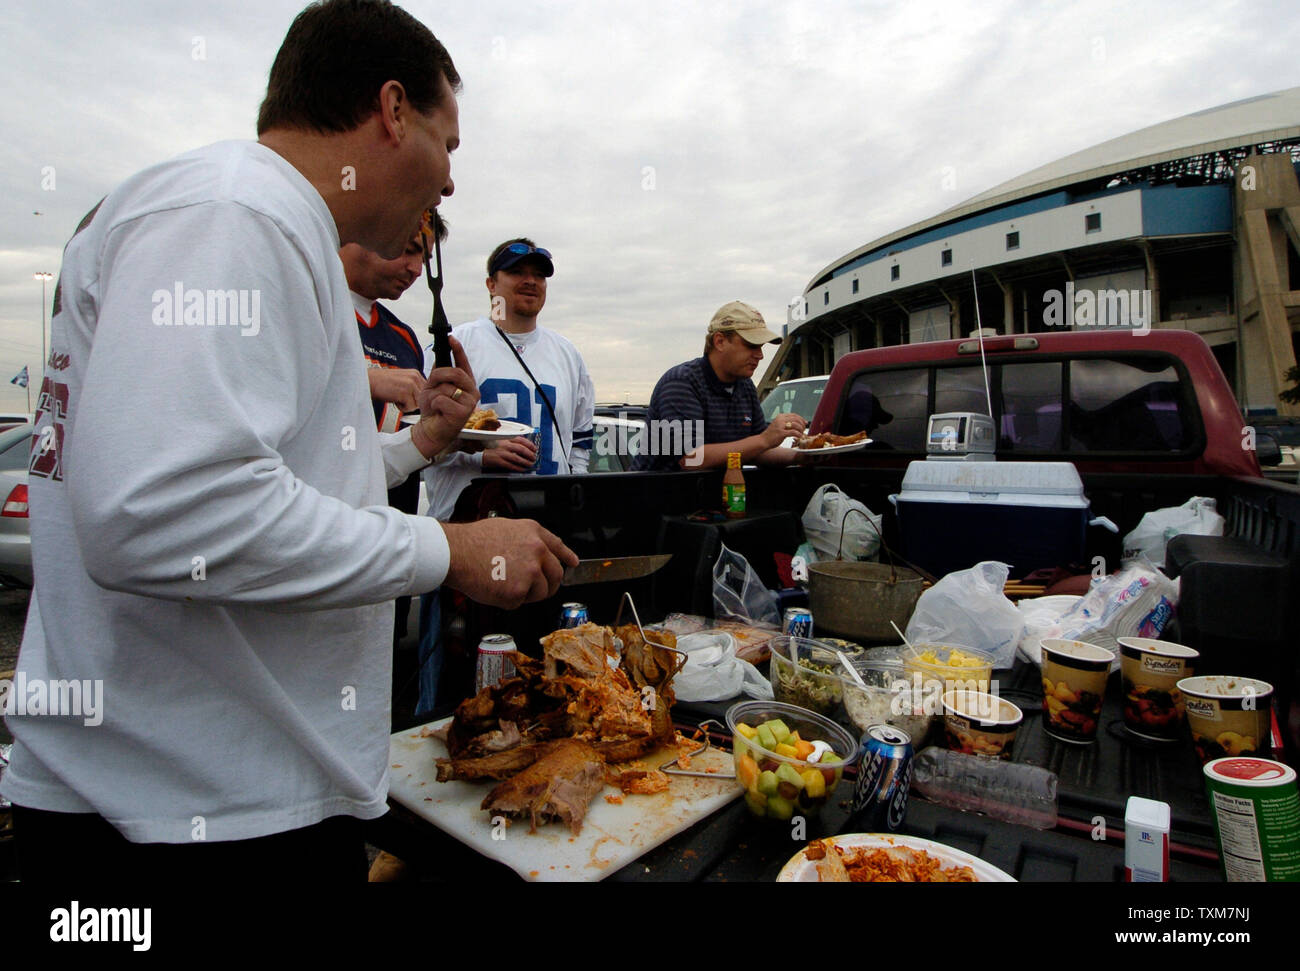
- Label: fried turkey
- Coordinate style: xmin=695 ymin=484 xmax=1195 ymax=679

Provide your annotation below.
xmin=435 ymin=623 xmax=685 ymax=833
xmin=481 ymin=738 xmax=606 ymax=834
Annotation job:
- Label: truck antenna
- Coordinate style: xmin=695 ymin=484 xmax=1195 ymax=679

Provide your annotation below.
xmin=971 ymin=267 xmax=993 ymax=418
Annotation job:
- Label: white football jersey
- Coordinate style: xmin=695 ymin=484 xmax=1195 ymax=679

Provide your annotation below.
xmin=424 ymin=317 xmax=594 ymax=520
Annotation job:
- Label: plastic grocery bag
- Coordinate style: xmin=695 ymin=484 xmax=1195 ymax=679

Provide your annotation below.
xmin=1052 ymin=560 xmax=1179 ymax=670
xmin=1016 ymin=595 xmax=1083 ymax=664
xmin=1122 ymin=497 xmax=1224 ymax=567
xmin=712 ymin=544 xmax=781 ymax=628
xmin=905 ymin=561 xmax=1024 ymax=670
xmin=672 ymin=632 xmax=773 ymax=702
xmin=801 ymin=484 xmax=881 ymax=562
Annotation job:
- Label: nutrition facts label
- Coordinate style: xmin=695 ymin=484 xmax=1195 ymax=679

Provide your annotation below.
xmin=1211 ymin=792 xmax=1266 ymax=882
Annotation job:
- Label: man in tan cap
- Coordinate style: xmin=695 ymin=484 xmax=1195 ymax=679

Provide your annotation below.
xmin=632 ymin=301 xmax=806 ymax=470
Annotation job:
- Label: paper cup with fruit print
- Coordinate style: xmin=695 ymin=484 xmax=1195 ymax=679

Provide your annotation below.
xmin=1177 ymin=675 xmax=1273 ymax=764
xmin=942 ymin=688 xmax=1023 ymax=760
xmin=1118 ymin=637 xmax=1198 ymax=741
xmin=1040 ymin=638 xmax=1114 ymax=744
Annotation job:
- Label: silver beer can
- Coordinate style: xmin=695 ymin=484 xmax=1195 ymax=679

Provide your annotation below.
xmin=475 ymin=634 xmax=517 ymax=692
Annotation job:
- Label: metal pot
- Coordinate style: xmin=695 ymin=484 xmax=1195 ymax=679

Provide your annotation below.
xmin=808 ymin=560 xmax=925 ymax=642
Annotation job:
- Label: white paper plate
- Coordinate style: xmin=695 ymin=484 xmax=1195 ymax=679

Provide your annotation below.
xmin=777 ymin=833 xmax=1016 ymax=882
xmin=459 ymin=419 xmax=532 ymax=441
xmin=793 ymin=438 xmax=872 ymax=456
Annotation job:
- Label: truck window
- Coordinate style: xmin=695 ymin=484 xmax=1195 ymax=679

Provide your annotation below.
xmin=1068 ymin=358 xmax=1191 ymax=452
xmin=841 ymin=369 xmax=928 ymax=449
xmin=936 ymin=367 xmax=990 ymax=416
xmin=1000 ymin=362 xmax=1063 ymax=452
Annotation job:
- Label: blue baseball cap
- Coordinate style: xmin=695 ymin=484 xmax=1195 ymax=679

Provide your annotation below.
xmin=489 ymin=242 xmax=554 ymax=277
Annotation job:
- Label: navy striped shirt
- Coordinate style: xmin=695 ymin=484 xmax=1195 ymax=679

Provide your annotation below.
xmin=632 ymin=357 xmax=767 ymax=471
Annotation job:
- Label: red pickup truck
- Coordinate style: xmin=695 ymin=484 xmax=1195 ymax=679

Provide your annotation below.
xmin=812 ymin=329 xmax=1259 ymax=477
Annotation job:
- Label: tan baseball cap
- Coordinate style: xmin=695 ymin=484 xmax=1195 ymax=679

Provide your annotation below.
xmin=707 ymin=300 xmax=782 ymax=345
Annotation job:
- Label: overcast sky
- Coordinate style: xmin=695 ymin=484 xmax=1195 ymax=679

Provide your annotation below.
xmin=2 ymin=0 xmax=1298 ymax=411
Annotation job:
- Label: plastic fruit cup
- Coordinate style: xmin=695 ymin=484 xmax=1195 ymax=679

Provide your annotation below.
xmin=902 ymin=643 xmax=994 ymax=698
xmin=1117 ymin=637 xmax=1198 ymax=742
xmin=725 ymin=699 xmax=857 ymax=821
xmin=1040 ymin=638 xmax=1114 ymax=744
xmin=1177 ymin=675 xmax=1274 ymax=764
xmin=942 ymin=689 xmax=1023 ymax=760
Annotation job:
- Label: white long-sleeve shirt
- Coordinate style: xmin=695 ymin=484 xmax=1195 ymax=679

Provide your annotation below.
xmin=424 ymin=317 xmax=594 ymax=521
xmin=0 ymin=140 xmax=449 ymax=842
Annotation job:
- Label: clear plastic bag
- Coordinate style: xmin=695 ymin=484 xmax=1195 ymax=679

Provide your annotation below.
xmin=1122 ymin=497 xmax=1224 ymax=567
xmin=904 ymin=561 xmax=1024 ymax=670
xmin=672 ymin=632 xmax=773 ymax=702
xmin=801 ymin=484 xmax=881 ymax=562
xmin=712 ymin=544 xmax=781 ymax=627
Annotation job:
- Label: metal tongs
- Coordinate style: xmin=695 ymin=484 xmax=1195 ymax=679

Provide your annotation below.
xmin=611 ymin=591 xmax=689 ymax=666
xmin=658 ymin=719 xmax=736 ymax=779
xmin=609 ymin=592 xmax=736 ymax=779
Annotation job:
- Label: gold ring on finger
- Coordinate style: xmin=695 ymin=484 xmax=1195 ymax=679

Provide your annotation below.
xmin=452 ymin=387 xmax=463 ymax=401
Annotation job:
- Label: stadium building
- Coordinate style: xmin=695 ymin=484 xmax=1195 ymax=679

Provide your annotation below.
xmin=763 ymin=87 xmax=1300 ymax=416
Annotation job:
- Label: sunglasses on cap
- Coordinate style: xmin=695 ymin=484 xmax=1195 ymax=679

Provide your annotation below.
xmin=490 ymin=242 xmax=554 ymax=276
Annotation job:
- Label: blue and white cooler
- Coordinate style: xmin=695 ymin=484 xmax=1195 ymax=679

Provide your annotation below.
xmin=889 ymin=461 xmax=1115 ymax=579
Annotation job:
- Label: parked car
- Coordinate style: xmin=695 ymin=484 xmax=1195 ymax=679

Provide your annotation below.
xmin=0 ymin=424 xmax=34 ymax=588
xmin=760 ymin=375 xmax=828 ymax=424
xmin=590 ymin=413 xmax=648 ymax=473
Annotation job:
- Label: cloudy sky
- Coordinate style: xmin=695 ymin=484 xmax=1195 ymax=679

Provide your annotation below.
xmin=2 ymin=0 xmax=1298 ymax=411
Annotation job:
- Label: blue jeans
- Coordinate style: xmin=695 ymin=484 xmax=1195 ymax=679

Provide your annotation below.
xmin=415 ymin=591 xmax=443 ymax=720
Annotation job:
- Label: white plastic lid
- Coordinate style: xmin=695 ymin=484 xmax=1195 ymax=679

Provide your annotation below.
xmin=901 ymin=460 xmax=1085 ymax=497
xmin=1125 ymin=795 xmax=1171 ymax=828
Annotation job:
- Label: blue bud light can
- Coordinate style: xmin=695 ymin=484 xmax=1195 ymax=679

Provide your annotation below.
xmin=851 ymin=724 xmax=913 ymax=832
xmin=560 ymin=602 xmax=589 ymax=629
xmin=525 ymin=426 xmax=543 ymax=472
xmin=783 ymin=607 xmax=814 ymax=639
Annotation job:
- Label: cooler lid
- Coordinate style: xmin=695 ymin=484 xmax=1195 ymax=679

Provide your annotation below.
xmin=900 ymin=460 xmax=1086 ymax=498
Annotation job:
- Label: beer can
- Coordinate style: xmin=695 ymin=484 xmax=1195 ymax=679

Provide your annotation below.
xmin=783 ymin=607 xmax=814 ymax=639
xmin=475 ymin=634 xmax=517 ymax=692
xmin=560 ymin=602 xmax=589 ymax=629
xmin=525 ymin=427 xmax=543 ymax=472
xmin=851 ymin=724 xmax=913 ymax=832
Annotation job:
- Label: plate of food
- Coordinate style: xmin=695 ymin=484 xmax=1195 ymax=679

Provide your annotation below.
xmin=777 ymin=833 xmax=1016 ymax=882
xmin=793 ymin=431 xmax=871 ymax=455
xmin=459 ymin=409 xmax=532 ymax=440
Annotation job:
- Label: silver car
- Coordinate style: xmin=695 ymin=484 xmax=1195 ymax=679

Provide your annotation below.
xmin=0 ymin=424 xmax=34 ymax=588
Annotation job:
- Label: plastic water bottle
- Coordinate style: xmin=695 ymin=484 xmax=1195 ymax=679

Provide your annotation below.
xmin=910 ymin=747 xmax=1058 ymax=830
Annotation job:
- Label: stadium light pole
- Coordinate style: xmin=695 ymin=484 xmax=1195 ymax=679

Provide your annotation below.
xmin=34 ymin=272 xmax=53 ymax=399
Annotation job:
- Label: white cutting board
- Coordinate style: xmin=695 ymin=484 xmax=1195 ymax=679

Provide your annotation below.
xmin=387 ymin=719 xmax=741 ymax=882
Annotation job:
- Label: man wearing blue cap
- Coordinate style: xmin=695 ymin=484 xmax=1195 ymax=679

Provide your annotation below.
xmin=417 ymin=237 xmax=594 ymax=714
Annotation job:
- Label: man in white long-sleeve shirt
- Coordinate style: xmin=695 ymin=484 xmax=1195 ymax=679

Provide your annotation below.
xmin=415 ymin=239 xmax=594 ymax=715
xmin=0 ymin=0 xmax=575 ymax=883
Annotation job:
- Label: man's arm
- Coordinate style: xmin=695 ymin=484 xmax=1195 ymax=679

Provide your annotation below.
xmin=569 ymin=355 xmax=596 ymax=474
xmin=368 ymin=367 xmax=426 ymax=412
xmin=69 ymin=204 xmax=451 ymax=608
xmin=682 ymin=412 xmax=806 ymax=469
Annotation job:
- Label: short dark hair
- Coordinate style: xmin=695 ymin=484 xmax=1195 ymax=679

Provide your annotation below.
xmin=486 ymin=237 xmax=537 ymax=277
xmin=257 ymin=0 xmax=461 ymax=136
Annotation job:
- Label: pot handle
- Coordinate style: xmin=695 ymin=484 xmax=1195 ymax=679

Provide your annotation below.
xmin=835 ymin=506 xmax=939 ymax=585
